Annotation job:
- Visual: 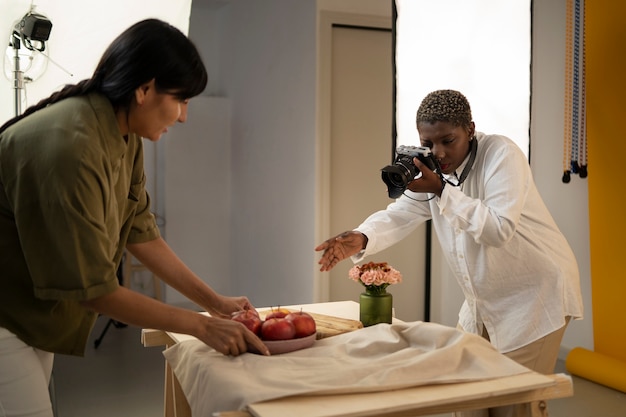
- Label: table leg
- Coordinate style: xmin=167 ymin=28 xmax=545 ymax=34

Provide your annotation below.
xmin=164 ymin=360 xmax=192 ymax=417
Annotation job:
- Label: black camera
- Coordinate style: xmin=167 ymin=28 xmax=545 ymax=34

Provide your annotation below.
xmin=381 ymin=145 xmax=439 ymax=198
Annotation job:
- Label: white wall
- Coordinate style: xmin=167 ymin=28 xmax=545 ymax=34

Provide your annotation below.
xmin=163 ymin=97 xmax=232 ymax=305
xmin=181 ymin=0 xmax=318 ymax=308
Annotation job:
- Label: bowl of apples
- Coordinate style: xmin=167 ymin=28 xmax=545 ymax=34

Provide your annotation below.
xmin=231 ymin=307 xmax=317 ymax=355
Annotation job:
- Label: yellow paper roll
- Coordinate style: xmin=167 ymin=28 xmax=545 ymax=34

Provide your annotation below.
xmin=566 ymin=347 xmax=626 ymax=393
xmin=586 ymin=0 xmax=626 ymax=366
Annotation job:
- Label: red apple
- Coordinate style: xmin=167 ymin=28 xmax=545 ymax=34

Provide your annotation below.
xmin=285 ymin=311 xmax=317 ymax=338
xmin=265 ymin=307 xmax=290 ymax=320
xmin=261 ymin=318 xmax=296 ymax=341
xmin=231 ymin=310 xmax=262 ymax=335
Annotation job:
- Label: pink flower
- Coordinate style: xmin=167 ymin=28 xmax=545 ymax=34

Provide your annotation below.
xmin=348 ymin=262 xmax=402 ymax=292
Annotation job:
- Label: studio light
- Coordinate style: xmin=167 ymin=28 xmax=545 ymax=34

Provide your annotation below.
xmin=17 ymin=12 xmax=53 ymax=44
xmin=6 ymin=9 xmax=53 ymax=116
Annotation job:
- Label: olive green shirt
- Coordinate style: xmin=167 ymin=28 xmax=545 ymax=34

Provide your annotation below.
xmin=0 ymin=93 xmax=160 ymax=355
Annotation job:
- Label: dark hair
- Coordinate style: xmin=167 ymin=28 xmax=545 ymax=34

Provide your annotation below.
xmin=416 ymin=89 xmax=473 ymax=129
xmin=0 ymin=19 xmax=208 ymax=132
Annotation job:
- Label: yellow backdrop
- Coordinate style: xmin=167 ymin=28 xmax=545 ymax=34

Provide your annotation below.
xmin=566 ymin=0 xmax=626 ymax=393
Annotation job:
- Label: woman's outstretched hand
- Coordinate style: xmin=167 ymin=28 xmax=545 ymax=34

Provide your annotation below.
xmin=315 ymin=231 xmax=367 ymax=271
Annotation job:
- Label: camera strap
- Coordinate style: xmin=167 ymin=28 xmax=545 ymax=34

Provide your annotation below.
xmin=442 ymin=137 xmax=477 ymax=187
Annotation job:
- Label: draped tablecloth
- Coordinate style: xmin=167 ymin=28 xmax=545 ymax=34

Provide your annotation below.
xmin=162 ymin=321 xmax=530 ymax=416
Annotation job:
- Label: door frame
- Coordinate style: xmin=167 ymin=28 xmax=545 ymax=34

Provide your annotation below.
xmin=314 ymin=11 xmax=392 ymax=302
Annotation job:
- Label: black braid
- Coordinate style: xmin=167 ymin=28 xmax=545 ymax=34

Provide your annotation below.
xmin=0 ymin=79 xmax=95 ymax=133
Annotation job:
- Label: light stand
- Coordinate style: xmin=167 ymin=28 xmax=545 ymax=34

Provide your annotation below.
xmin=8 ymin=11 xmax=52 ymax=116
xmin=10 ymin=32 xmax=24 ymax=117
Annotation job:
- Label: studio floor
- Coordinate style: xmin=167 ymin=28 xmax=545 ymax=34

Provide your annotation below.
xmin=52 ymin=316 xmax=626 ymax=417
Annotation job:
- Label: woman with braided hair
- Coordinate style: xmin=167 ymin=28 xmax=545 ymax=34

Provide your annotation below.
xmin=316 ymin=89 xmax=583 ymax=417
xmin=0 ymin=18 xmax=268 ymax=417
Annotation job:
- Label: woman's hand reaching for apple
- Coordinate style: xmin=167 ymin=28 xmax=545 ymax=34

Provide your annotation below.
xmin=196 ymin=294 xmax=267 ymax=355
xmin=196 ymin=315 xmax=270 ymax=356
xmin=204 ymin=294 xmax=258 ymax=319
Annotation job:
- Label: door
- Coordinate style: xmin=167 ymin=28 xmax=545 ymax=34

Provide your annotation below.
xmin=327 ymin=25 xmax=427 ymax=321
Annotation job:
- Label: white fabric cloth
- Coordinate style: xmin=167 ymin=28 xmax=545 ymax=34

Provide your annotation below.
xmin=163 ymin=321 xmax=531 ymax=416
xmin=354 ymin=133 xmax=583 ymax=353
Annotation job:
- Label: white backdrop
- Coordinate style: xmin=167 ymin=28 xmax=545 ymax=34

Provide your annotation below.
xmin=395 ymin=0 xmax=530 ymax=155
xmin=0 ymin=0 xmax=192 ymax=124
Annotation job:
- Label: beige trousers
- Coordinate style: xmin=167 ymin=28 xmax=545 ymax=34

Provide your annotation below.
xmin=453 ymin=318 xmax=570 ymax=417
xmin=0 ymin=328 xmax=54 ymax=417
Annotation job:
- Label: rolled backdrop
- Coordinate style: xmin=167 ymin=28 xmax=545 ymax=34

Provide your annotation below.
xmin=565 ymin=0 xmax=626 ymax=393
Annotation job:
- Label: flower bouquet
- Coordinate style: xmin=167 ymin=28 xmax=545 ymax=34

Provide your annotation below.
xmin=348 ymin=261 xmax=403 ymax=295
xmin=349 ymin=261 xmax=402 ymax=327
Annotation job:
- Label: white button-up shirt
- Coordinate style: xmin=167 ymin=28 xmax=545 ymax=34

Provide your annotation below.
xmin=354 ymin=132 xmax=583 ymax=352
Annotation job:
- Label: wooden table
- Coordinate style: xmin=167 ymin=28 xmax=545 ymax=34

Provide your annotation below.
xmin=142 ymin=301 xmax=573 ymax=417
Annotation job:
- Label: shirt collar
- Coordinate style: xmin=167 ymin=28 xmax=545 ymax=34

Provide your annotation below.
xmin=442 ymin=150 xmax=472 ymax=186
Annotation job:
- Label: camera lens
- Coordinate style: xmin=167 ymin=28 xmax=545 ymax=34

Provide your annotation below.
xmin=381 ymin=160 xmax=417 ymax=198
xmin=388 ymin=172 xmax=406 ymax=187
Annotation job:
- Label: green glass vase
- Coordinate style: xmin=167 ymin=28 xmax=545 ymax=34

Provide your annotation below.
xmin=359 ymin=288 xmax=393 ymax=327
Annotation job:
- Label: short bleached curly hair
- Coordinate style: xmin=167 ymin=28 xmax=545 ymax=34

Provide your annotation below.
xmin=416 ymin=89 xmax=473 ymax=128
